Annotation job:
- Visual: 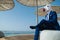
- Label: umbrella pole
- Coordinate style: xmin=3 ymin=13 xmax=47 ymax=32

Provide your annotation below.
xmin=36 ymin=0 xmax=39 ymax=24
xmin=34 ymin=0 xmax=40 ymax=40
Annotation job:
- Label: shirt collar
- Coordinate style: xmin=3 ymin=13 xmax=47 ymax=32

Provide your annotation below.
xmin=47 ymin=10 xmax=51 ymax=14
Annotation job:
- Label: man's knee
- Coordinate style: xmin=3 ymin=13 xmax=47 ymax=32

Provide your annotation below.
xmin=41 ymin=19 xmax=46 ymax=22
xmin=40 ymin=19 xmax=47 ymax=24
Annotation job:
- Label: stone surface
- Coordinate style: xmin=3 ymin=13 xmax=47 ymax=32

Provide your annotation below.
xmin=0 ymin=31 xmax=5 ymax=38
xmin=40 ymin=30 xmax=60 ymax=40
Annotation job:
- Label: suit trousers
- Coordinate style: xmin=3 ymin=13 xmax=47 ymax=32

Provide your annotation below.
xmin=34 ymin=19 xmax=56 ymax=40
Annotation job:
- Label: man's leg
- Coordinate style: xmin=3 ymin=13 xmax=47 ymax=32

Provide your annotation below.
xmin=30 ymin=19 xmax=48 ymax=29
xmin=34 ymin=27 xmax=40 ymax=40
xmin=34 ymin=19 xmax=48 ymax=40
xmin=36 ymin=19 xmax=49 ymax=30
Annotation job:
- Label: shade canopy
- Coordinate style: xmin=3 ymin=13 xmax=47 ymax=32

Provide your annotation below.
xmin=17 ymin=0 xmax=54 ymax=7
xmin=0 ymin=0 xmax=14 ymax=11
xmin=35 ymin=6 xmax=60 ymax=16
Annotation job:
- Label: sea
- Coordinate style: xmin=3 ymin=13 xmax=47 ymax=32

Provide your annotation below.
xmin=3 ymin=31 xmax=35 ymax=37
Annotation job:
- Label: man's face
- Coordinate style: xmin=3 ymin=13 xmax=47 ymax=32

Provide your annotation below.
xmin=43 ymin=4 xmax=51 ymax=12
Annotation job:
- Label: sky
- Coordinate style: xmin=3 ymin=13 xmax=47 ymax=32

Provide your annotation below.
xmin=0 ymin=0 xmax=60 ymax=31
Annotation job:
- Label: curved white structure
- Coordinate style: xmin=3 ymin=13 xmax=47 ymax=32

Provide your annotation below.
xmin=40 ymin=30 xmax=60 ymax=40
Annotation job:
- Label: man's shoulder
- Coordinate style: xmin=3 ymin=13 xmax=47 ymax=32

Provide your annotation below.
xmin=50 ymin=11 xmax=57 ymax=14
xmin=52 ymin=11 xmax=56 ymax=13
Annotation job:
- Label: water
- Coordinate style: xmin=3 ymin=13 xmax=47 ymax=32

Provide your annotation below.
xmin=3 ymin=31 xmax=35 ymax=37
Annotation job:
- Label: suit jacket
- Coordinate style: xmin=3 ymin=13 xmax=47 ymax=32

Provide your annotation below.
xmin=45 ymin=11 xmax=59 ymax=29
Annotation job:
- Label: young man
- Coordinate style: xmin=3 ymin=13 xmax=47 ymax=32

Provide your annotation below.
xmin=30 ymin=4 xmax=60 ymax=40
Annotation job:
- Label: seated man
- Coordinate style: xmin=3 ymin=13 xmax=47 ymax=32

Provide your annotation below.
xmin=30 ymin=4 xmax=60 ymax=40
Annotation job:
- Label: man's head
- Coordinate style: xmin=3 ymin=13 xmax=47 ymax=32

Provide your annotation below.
xmin=43 ymin=4 xmax=52 ymax=12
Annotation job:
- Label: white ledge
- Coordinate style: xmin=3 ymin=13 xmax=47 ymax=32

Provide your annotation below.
xmin=40 ymin=30 xmax=60 ymax=40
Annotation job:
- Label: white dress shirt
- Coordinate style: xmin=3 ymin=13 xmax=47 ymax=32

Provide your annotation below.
xmin=45 ymin=11 xmax=51 ymax=21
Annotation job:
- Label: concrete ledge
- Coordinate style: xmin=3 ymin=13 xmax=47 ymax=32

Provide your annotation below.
xmin=40 ymin=30 xmax=60 ymax=40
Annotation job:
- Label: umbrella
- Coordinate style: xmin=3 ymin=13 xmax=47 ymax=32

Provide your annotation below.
xmin=17 ymin=0 xmax=54 ymax=24
xmin=0 ymin=0 xmax=14 ymax=11
xmin=17 ymin=0 xmax=54 ymax=7
xmin=35 ymin=6 xmax=60 ymax=16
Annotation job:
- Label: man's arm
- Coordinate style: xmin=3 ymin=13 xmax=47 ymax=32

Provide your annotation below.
xmin=49 ymin=11 xmax=57 ymax=23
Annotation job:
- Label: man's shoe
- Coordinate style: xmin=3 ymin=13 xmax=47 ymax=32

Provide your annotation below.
xmin=30 ymin=26 xmax=36 ymax=29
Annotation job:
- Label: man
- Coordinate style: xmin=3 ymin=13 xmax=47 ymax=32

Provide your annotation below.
xmin=30 ymin=4 xmax=60 ymax=40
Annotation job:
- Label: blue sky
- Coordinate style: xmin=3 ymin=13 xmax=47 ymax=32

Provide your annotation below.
xmin=0 ymin=0 xmax=60 ymax=31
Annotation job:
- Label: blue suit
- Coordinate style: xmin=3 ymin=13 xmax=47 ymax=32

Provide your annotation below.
xmin=34 ymin=11 xmax=60 ymax=40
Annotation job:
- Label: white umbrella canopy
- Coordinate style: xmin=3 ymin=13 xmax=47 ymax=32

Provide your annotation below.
xmin=17 ymin=0 xmax=54 ymax=7
xmin=0 ymin=0 xmax=14 ymax=11
xmin=35 ymin=6 xmax=60 ymax=16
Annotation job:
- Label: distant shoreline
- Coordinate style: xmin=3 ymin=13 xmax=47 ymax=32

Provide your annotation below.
xmin=5 ymin=33 xmax=34 ymax=37
xmin=4 ymin=31 xmax=35 ymax=37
